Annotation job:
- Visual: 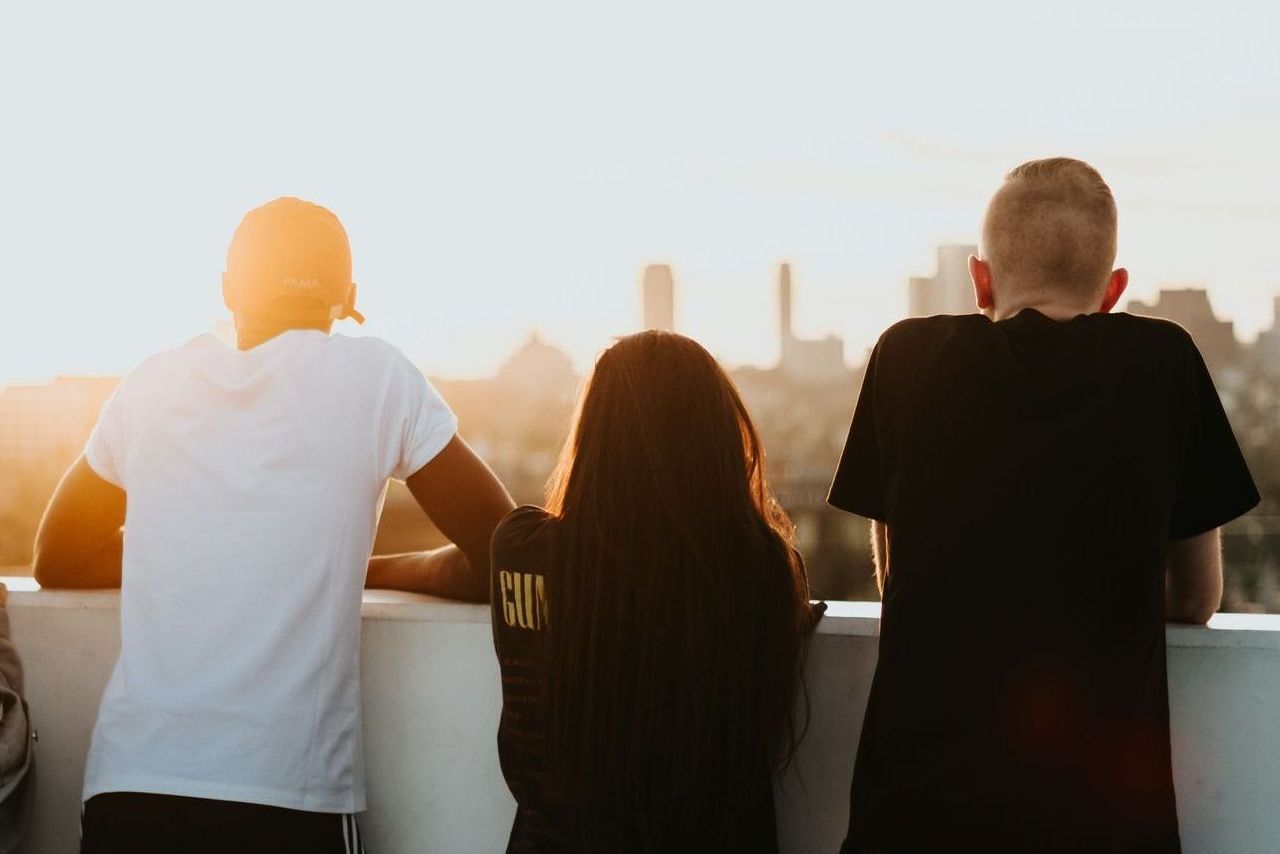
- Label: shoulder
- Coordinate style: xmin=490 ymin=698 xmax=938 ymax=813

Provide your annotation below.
xmin=142 ymin=334 xmax=218 ymax=370
xmin=1084 ymin=312 xmax=1203 ymax=373
xmin=873 ymin=314 xmax=991 ymax=363
xmin=881 ymin=313 xmax=988 ymax=342
xmin=326 ymin=334 xmax=419 ymax=372
xmin=1106 ymin=311 xmax=1197 ymax=349
xmin=325 ymin=337 xmax=451 ymax=408
xmin=493 ymin=506 xmax=557 ymax=557
xmin=114 ymin=335 xmax=218 ymax=398
xmin=492 ymin=506 xmax=559 ymax=580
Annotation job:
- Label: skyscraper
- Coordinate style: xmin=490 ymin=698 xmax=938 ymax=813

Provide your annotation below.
xmin=908 ymin=244 xmax=979 ymax=317
xmin=775 ymin=262 xmax=847 ymax=384
xmin=642 ymin=264 xmax=675 ymax=332
xmin=779 ymin=261 xmax=795 ymax=362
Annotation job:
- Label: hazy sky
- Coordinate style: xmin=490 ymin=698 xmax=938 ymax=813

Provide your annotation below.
xmin=3 ymin=0 xmax=1278 ymax=383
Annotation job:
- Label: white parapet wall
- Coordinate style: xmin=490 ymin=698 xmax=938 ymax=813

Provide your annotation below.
xmin=6 ymin=580 xmax=1280 ymax=853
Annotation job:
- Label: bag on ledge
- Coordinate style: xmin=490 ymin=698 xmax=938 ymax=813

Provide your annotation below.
xmin=0 ymin=605 xmax=34 ymax=854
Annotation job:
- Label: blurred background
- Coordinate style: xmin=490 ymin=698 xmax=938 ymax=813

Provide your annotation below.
xmin=2 ymin=0 xmax=1279 ymax=605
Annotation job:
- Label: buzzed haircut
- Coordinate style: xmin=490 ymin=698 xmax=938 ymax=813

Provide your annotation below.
xmin=982 ymin=157 xmax=1118 ymax=300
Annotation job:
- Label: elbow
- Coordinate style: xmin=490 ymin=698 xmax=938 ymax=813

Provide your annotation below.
xmin=460 ymin=559 xmax=492 ymax=604
xmin=458 ymin=538 xmax=495 ymax=604
xmin=32 ymin=559 xmax=61 ymax=590
xmin=32 ymin=517 xmax=70 ymax=588
xmin=1172 ymin=608 xmax=1217 ymax=627
xmin=32 ymin=543 xmax=75 ymax=589
xmin=1167 ymin=596 xmax=1219 ymax=626
xmin=32 ymin=560 xmax=62 ymax=590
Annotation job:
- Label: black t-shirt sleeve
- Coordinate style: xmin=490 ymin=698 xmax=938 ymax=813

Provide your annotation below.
xmin=1168 ymin=337 xmax=1260 ymax=539
xmin=490 ymin=505 xmax=555 ymax=643
xmin=492 ymin=506 xmax=548 ymax=558
xmin=828 ymin=341 xmax=887 ymax=521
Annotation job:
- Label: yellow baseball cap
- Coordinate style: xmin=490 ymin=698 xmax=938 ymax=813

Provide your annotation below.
xmin=223 ymin=197 xmax=365 ymax=325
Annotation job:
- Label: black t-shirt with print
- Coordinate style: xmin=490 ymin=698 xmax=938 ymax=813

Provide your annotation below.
xmin=490 ymin=506 xmax=562 ymax=854
xmin=490 ymin=506 xmax=784 ymax=854
xmin=828 ymin=310 xmax=1259 ymax=854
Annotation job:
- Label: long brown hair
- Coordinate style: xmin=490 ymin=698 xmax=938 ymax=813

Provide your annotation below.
xmin=543 ymin=330 xmax=812 ymax=852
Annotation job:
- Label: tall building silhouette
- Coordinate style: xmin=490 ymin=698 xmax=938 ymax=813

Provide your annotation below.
xmin=642 ymin=264 xmax=675 ymax=331
xmin=775 ymin=262 xmax=847 ymax=384
xmin=908 ymin=244 xmax=979 ymax=317
xmin=1252 ymin=297 xmax=1280 ymax=377
xmin=779 ymin=262 xmax=795 ymax=362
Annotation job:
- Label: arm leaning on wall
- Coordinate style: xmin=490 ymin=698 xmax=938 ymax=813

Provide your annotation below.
xmin=32 ymin=456 xmax=125 ymax=590
xmin=1166 ymin=528 xmax=1224 ymax=625
xmin=366 ymin=435 xmax=516 ymax=603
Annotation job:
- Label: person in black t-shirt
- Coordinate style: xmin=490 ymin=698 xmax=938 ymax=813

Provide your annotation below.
xmin=490 ymin=331 xmax=823 ymax=854
xmin=829 ymin=158 xmax=1259 ymax=854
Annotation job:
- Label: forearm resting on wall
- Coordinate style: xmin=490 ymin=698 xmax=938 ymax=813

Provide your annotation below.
xmin=366 ymin=545 xmax=486 ymax=602
xmin=33 ymin=456 xmax=126 ymax=589
xmin=35 ymin=531 xmax=124 ymax=589
xmin=1166 ymin=528 xmax=1223 ymax=625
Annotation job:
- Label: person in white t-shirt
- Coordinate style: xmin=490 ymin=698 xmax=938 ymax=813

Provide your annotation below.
xmin=33 ymin=197 xmax=515 ymax=854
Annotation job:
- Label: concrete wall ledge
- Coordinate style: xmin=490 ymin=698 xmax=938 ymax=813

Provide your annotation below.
xmin=17 ymin=581 xmax=1279 ymax=643
xmin=5 ymin=578 xmax=1280 ymax=853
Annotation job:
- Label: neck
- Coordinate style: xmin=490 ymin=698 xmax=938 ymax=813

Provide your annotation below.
xmin=234 ymin=317 xmax=330 ymax=351
xmin=989 ymin=293 xmax=1095 ymax=323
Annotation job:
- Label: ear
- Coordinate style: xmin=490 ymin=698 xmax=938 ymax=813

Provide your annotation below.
xmin=221 ymin=273 xmax=237 ymax=313
xmin=969 ymin=255 xmax=995 ymax=312
xmin=1097 ymin=268 xmax=1129 ymax=314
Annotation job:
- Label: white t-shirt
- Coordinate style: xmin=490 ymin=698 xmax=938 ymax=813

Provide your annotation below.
xmin=81 ymin=330 xmax=457 ymax=813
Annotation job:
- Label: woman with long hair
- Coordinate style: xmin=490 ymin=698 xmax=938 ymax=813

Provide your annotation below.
xmin=490 ymin=330 xmax=821 ymax=853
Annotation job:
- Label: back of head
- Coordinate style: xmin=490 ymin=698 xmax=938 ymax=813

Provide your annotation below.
xmin=982 ymin=158 xmax=1118 ymax=305
xmin=223 ymin=197 xmax=365 ymax=334
xmin=551 ymin=331 xmax=775 ymax=539
xmin=545 ymin=331 xmax=811 ymax=851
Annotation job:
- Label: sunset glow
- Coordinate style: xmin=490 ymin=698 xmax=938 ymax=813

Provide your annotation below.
xmin=3 ymin=0 xmax=1279 ymax=383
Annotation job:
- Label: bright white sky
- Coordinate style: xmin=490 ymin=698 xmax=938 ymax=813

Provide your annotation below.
xmin=2 ymin=1 xmax=1278 ymax=383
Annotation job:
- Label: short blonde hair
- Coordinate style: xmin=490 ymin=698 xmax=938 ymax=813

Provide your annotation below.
xmin=982 ymin=158 xmax=1118 ymax=299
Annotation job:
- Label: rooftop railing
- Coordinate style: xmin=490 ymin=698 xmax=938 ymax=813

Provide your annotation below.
xmin=7 ymin=578 xmax=1280 ymax=853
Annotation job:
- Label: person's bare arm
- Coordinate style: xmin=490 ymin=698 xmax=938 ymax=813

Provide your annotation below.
xmin=366 ymin=435 xmax=515 ymax=602
xmin=33 ymin=456 xmax=126 ymax=589
xmin=872 ymin=519 xmax=889 ymax=596
xmin=1166 ymin=528 xmax=1223 ymax=624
